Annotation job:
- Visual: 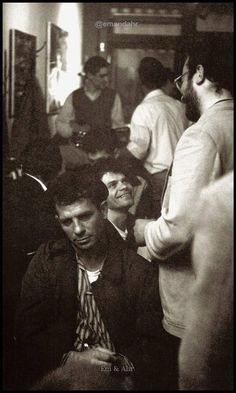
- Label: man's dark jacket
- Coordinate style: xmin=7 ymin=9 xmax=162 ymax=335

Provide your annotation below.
xmin=15 ymin=222 xmax=164 ymax=390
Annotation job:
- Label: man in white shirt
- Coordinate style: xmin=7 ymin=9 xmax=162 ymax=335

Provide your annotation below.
xmin=118 ymin=57 xmax=188 ymax=218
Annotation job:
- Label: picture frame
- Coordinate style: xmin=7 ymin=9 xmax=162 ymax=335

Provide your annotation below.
xmin=9 ymin=29 xmax=37 ymax=118
xmin=46 ymin=22 xmax=69 ymax=114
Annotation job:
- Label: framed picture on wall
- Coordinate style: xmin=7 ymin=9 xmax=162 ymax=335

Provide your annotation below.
xmin=9 ymin=29 xmax=37 ymax=118
xmin=46 ymin=22 xmax=69 ymax=114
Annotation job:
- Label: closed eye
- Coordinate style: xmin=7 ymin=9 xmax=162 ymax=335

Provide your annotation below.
xmin=60 ymin=218 xmax=72 ymax=227
xmin=107 ymin=181 xmax=117 ymax=189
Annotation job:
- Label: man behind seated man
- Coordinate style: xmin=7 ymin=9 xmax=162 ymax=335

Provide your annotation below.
xmin=94 ymin=158 xmax=137 ymax=251
xmin=55 ymin=55 xmax=125 ymax=168
xmin=14 ymin=166 xmax=165 ymax=390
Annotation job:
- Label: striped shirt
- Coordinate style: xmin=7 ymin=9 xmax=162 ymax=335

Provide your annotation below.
xmin=73 ymin=255 xmax=115 ymax=352
xmin=61 ymin=254 xmax=134 ymax=373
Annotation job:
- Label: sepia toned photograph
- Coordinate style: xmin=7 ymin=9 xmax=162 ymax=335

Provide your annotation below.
xmin=3 ymin=3 xmax=233 ymax=391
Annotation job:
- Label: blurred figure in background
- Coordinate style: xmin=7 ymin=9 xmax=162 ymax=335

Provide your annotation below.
xmin=117 ymin=57 xmax=188 ymax=218
xmin=179 ymin=172 xmax=233 ymax=390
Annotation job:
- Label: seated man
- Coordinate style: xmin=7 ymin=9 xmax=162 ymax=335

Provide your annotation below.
xmin=14 ymin=166 xmax=164 ymax=390
xmin=94 ymin=158 xmax=137 ymax=251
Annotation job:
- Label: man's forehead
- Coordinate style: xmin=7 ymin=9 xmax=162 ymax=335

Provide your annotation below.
xmin=102 ymin=171 xmax=126 ymax=183
xmin=56 ymin=198 xmax=98 ymax=216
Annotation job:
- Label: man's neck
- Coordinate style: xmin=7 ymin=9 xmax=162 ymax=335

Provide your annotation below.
xmin=201 ymin=89 xmax=233 ymax=114
xmin=76 ymin=239 xmax=107 ymax=272
xmin=143 ymin=86 xmax=162 ymax=97
xmin=84 ymin=79 xmax=101 ymax=95
xmin=107 ymin=209 xmax=128 ymax=231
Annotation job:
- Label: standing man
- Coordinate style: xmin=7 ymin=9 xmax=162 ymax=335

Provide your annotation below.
xmin=118 ymin=57 xmax=188 ymax=218
xmin=134 ymin=42 xmax=233 ymax=386
xmin=55 ymin=56 xmax=124 ymax=168
xmin=14 ymin=166 xmax=165 ymax=390
xmin=179 ymin=172 xmax=233 ymax=390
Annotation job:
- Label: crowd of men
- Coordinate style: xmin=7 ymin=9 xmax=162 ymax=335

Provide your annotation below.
xmin=3 ymin=40 xmax=233 ymax=390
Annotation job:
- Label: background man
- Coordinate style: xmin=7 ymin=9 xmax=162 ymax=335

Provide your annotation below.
xmin=55 ymin=56 xmax=125 ymax=168
xmin=15 ymin=166 xmax=164 ymax=390
xmin=134 ymin=41 xmax=233 ymax=387
xmin=118 ymin=57 xmax=188 ymax=218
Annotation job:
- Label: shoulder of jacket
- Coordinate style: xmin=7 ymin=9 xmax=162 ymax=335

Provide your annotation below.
xmin=36 ymin=238 xmax=69 ymax=259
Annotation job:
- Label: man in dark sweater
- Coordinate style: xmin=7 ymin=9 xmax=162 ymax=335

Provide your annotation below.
xmin=14 ymin=166 xmax=167 ymax=390
xmin=55 ymin=56 xmax=124 ymax=168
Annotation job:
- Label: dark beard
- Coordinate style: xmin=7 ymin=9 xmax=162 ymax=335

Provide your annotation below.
xmin=182 ymin=81 xmax=201 ymax=123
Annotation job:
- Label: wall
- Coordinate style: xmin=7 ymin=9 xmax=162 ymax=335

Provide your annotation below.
xmin=3 ymin=2 xmax=83 ymax=141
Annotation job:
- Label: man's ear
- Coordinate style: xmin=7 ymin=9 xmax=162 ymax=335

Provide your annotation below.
xmin=195 ymin=64 xmax=205 ymax=85
xmin=100 ymin=200 xmax=108 ymax=219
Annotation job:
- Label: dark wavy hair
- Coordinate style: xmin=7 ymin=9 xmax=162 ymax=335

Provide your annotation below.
xmin=48 ymin=165 xmax=108 ymax=209
xmin=138 ymin=57 xmax=167 ymax=90
xmin=187 ymin=41 xmax=233 ymax=95
xmin=84 ymin=56 xmax=110 ymax=75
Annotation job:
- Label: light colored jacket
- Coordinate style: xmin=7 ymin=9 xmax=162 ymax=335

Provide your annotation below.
xmin=179 ymin=172 xmax=233 ymax=390
xmin=145 ymin=99 xmax=233 ymax=337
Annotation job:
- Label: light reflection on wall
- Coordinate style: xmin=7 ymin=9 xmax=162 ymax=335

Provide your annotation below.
xmin=57 ymin=2 xmax=83 ymax=96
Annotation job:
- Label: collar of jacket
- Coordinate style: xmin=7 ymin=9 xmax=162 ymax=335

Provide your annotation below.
xmin=49 ymin=220 xmax=126 ymax=285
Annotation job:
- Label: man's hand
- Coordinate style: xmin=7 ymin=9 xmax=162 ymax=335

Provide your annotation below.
xmin=65 ymin=347 xmax=117 ymax=370
xmin=134 ymin=219 xmax=154 ymax=246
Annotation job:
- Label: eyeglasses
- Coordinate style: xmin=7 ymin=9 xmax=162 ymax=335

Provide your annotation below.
xmin=174 ymin=71 xmax=189 ymax=90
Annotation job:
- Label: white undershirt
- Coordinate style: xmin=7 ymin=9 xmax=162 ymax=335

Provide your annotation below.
xmin=86 ymin=269 xmax=101 ymax=283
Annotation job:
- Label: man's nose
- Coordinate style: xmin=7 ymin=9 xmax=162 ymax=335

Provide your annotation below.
xmin=119 ymin=181 xmax=128 ymax=190
xmin=73 ymin=218 xmax=85 ymax=235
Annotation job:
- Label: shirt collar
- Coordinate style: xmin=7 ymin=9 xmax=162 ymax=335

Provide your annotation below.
xmin=108 ymin=220 xmax=128 ymax=240
xmin=143 ymin=89 xmax=165 ymax=102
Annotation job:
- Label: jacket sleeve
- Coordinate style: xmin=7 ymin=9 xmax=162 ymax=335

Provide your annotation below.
xmin=123 ymin=251 xmax=165 ymax=389
xmin=14 ymin=243 xmax=60 ymax=389
xmin=145 ymin=125 xmax=221 ymax=260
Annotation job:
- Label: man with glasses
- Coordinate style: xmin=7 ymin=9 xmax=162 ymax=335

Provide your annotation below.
xmin=55 ymin=56 xmax=124 ymax=167
xmin=133 ymin=41 xmax=233 ymax=388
